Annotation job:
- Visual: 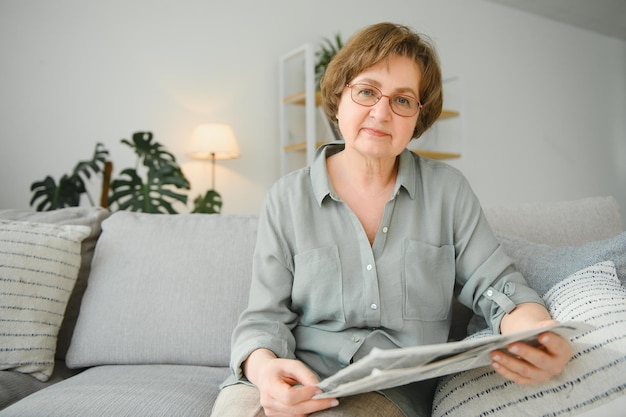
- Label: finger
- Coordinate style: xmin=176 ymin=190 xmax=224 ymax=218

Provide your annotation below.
xmin=508 ymin=333 xmax=572 ymax=374
xmin=263 ymin=386 xmax=338 ymax=416
xmin=491 ymin=350 xmax=551 ymax=385
xmin=282 ymin=360 xmax=322 ymax=387
xmin=538 ymin=332 xmax=573 ymax=360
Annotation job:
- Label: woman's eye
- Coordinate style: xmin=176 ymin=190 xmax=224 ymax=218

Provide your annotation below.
xmin=394 ymin=96 xmax=413 ymax=107
xmin=358 ymin=88 xmax=374 ymax=97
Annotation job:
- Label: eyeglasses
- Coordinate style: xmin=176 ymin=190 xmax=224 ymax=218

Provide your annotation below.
xmin=346 ymin=83 xmax=423 ymax=117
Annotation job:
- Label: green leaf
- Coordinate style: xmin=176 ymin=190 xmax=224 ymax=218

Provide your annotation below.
xmin=30 ymin=176 xmax=59 ymax=211
xmin=315 ymin=32 xmax=344 ymax=87
xmin=122 ymin=131 xmax=176 ymax=170
xmin=110 ymin=132 xmax=190 ymax=214
xmin=73 ymin=142 xmax=109 ymax=179
xmin=29 ymin=142 xmax=110 ymax=211
xmin=108 ymin=163 xmax=190 ymax=214
xmin=192 ymin=189 xmax=223 ymax=214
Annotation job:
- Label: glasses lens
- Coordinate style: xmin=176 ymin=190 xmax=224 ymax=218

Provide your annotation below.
xmin=350 ymin=84 xmax=381 ymax=106
xmin=391 ymin=95 xmax=420 ymax=117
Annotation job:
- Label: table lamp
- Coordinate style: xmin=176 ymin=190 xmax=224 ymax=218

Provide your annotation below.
xmin=187 ymin=123 xmax=240 ymax=213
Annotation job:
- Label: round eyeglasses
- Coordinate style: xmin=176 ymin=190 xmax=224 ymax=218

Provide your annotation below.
xmin=346 ymin=83 xmax=423 ymax=117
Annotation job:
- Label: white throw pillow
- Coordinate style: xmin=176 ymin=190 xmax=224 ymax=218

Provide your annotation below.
xmin=0 ymin=220 xmax=90 ymax=381
xmin=432 ymin=261 xmax=626 ymax=417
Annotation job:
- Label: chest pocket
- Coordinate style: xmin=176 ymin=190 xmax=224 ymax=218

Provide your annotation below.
xmin=403 ymin=240 xmax=455 ymax=321
xmin=293 ymin=245 xmax=345 ymax=325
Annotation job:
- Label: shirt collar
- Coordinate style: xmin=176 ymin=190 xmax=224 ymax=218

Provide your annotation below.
xmin=310 ymin=142 xmax=417 ymax=206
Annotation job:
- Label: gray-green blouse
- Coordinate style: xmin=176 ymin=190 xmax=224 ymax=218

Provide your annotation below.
xmin=227 ymin=143 xmax=543 ymax=414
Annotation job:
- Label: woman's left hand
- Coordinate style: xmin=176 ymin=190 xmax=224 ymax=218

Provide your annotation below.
xmin=490 ymin=329 xmax=573 ymax=385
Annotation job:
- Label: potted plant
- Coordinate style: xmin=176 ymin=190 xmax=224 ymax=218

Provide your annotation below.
xmin=315 ymin=33 xmax=343 ymax=88
xmin=30 ymin=131 xmax=194 ymax=214
xmin=107 ymin=132 xmax=189 ymax=214
xmin=30 ymin=143 xmax=109 ymax=211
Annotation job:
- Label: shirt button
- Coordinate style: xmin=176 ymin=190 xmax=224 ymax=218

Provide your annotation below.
xmin=370 ymin=303 xmax=378 ymax=310
xmin=354 ymin=337 xmax=361 ymax=343
xmin=487 ymin=289 xmax=494 ymax=297
xmin=366 ymin=264 xmax=373 ymax=271
xmin=382 ymin=226 xmax=388 ymax=233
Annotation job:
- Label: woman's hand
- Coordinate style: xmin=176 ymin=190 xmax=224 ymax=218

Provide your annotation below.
xmin=490 ymin=328 xmax=573 ymax=384
xmin=494 ymin=305 xmax=573 ymax=385
xmin=243 ymin=349 xmax=339 ymax=417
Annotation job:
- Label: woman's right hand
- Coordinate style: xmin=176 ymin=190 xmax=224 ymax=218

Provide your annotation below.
xmin=243 ymin=349 xmax=339 ymax=417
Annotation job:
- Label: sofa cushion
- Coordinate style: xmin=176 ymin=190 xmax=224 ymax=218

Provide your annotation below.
xmin=0 ymin=207 xmax=109 ymax=360
xmin=0 ymin=220 xmax=90 ymax=381
xmin=433 ymin=261 xmax=626 ymax=417
xmin=0 ymin=364 xmax=229 ymax=417
xmin=0 ymin=361 xmax=79 ymax=410
xmin=466 ymin=230 xmax=626 ymax=335
xmin=495 ymin=230 xmax=626 ymax=293
xmin=66 ymin=212 xmax=257 ymax=368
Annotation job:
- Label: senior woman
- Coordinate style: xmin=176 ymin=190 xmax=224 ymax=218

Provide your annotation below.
xmin=211 ymin=22 xmax=572 ymax=417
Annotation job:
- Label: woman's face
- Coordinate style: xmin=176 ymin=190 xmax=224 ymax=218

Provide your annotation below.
xmin=336 ymin=55 xmax=421 ymax=161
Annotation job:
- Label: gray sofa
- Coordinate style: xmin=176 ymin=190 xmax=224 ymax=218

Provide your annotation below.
xmin=0 ymin=196 xmax=624 ymax=417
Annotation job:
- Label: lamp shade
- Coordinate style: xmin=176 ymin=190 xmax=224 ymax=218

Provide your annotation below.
xmin=187 ymin=123 xmax=240 ymax=160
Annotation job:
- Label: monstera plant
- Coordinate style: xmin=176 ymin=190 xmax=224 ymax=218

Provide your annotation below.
xmin=29 ymin=131 xmax=202 ymax=214
xmin=108 ymin=132 xmax=190 ymax=214
xmin=30 ymin=143 xmax=109 ymax=211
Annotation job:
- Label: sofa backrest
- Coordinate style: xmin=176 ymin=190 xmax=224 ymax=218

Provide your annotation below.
xmin=483 ymin=196 xmax=623 ymax=246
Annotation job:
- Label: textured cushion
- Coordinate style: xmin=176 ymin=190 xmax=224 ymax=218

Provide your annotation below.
xmin=0 ymin=207 xmax=109 ymax=360
xmin=0 ymin=220 xmax=90 ymax=381
xmin=66 ymin=212 xmax=257 ymax=368
xmin=483 ymin=196 xmax=623 ymax=246
xmin=496 ymin=230 xmax=626 ymax=294
xmin=0 ymin=364 xmax=229 ymax=417
xmin=433 ymin=261 xmax=626 ymax=417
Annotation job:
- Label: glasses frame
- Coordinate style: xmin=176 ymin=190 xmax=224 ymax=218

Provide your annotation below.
xmin=346 ymin=83 xmax=423 ymax=117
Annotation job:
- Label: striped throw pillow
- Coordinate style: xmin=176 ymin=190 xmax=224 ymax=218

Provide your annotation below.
xmin=433 ymin=261 xmax=626 ymax=417
xmin=0 ymin=220 xmax=90 ymax=381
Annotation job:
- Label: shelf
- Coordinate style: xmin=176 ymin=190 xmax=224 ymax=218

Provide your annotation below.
xmin=439 ymin=109 xmax=460 ymax=120
xmin=283 ymin=141 xmax=326 ymax=152
xmin=412 ymin=150 xmax=461 ymax=160
xmin=283 ymin=91 xmax=323 ymax=106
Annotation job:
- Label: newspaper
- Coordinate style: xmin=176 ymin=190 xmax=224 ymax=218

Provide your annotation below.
xmin=314 ymin=321 xmax=593 ymax=399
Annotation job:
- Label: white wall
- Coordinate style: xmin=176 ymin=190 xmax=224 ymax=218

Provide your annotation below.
xmin=1 ymin=0 xmax=625 ymax=220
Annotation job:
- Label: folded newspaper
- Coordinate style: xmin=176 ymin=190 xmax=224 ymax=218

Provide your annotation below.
xmin=314 ymin=321 xmax=593 ymax=399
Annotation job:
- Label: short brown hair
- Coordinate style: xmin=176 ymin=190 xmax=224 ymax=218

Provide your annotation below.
xmin=320 ymin=22 xmax=443 ymax=139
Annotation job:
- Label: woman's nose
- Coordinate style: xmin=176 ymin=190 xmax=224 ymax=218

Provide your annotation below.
xmin=369 ymin=96 xmax=393 ymax=120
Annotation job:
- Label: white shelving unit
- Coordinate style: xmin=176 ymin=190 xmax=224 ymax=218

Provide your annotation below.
xmin=279 ymin=43 xmax=318 ymax=175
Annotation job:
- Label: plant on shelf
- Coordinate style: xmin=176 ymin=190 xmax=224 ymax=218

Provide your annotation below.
xmin=30 ymin=131 xmax=195 ymax=214
xmin=314 ymin=32 xmax=343 ymax=89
